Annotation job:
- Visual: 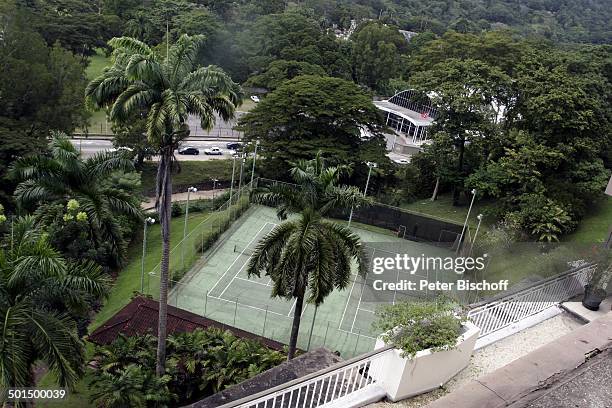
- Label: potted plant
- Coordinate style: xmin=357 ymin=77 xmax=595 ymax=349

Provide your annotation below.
xmin=371 ymin=298 xmax=479 ymax=401
xmin=582 ymin=251 xmax=612 ymax=311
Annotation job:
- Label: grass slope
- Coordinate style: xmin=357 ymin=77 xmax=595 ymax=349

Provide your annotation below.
xmin=140 ymin=160 xmax=235 ymax=194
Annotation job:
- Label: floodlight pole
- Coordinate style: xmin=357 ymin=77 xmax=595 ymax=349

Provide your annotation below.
xmin=457 ymin=189 xmax=477 ymax=254
xmin=140 ymin=217 xmax=156 ymax=292
xmin=250 ymin=140 xmax=259 ymax=189
xmin=230 ymin=155 xmax=236 ymax=200
xmin=348 ymin=162 xmax=377 ymax=228
xmin=237 ymin=155 xmax=245 ymax=195
xmin=182 ymin=186 xmax=198 ymax=268
xmin=469 ymin=214 xmax=484 ymax=256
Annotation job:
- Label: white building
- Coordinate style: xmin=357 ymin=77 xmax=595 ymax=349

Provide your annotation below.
xmin=374 ymin=90 xmax=437 ymax=156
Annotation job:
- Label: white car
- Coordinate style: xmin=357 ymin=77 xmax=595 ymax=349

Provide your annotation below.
xmin=393 ymin=158 xmax=410 ymax=165
xmin=250 ymin=95 xmax=260 ymax=103
xmin=204 ymin=147 xmax=223 ymax=155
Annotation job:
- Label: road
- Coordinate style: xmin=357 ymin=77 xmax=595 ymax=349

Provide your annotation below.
xmin=71 ymin=139 xmax=241 ymax=161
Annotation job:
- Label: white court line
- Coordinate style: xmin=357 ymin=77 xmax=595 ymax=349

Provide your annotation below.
xmin=235 ymin=277 xmax=270 ymax=288
xmin=212 ymin=222 xmax=271 ymax=298
xmin=349 ymin=246 xmax=376 ymax=332
xmin=357 ymin=307 xmax=375 ymax=314
xmin=338 ymin=327 xmax=376 ymax=340
xmin=338 ymin=273 xmax=359 ymax=330
xmin=350 ymin=273 xmax=368 ymax=333
xmin=287 ymin=298 xmax=298 ymax=317
xmin=207 ymin=294 xmax=286 ymax=318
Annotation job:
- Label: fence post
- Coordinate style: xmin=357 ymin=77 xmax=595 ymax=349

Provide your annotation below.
xmin=323 ymin=321 xmax=330 ymax=346
xmin=204 ymin=290 xmax=208 ymax=315
xmin=233 ymin=297 xmax=239 ymax=325
xmin=262 ymin=305 xmax=269 ymax=336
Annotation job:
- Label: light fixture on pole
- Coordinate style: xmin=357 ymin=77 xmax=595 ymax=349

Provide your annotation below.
xmin=140 ymin=216 xmax=156 ymax=292
xmin=469 ymin=214 xmax=484 ymax=256
xmin=250 ymin=139 xmax=259 ymax=189
xmin=348 ymin=161 xmax=377 ymax=228
xmin=182 ymin=186 xmax=198 ymax=268
xmin=457 ymin=189 xmax=477 ymax=254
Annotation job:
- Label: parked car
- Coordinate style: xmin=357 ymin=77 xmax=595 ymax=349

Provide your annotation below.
xmin=178 ymin=146 xmax=200 ymax=155
xmin=226 ymin=142 xmax=242 ymax=150
xmin=204 ymin=147 xmax=223 ymax=155
xmin=250 ymin=95 xmax=260 ymax=103
xmin=393 ymin=157 xmax=410 ymax=165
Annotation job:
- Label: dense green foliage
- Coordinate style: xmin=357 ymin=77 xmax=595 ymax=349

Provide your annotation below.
xmin=91 ymin=329 xmax=285 ymax=407
xmin=0 ymin=217 xmax=110 ymax=390
xmin=238 ymin=75 xmax=389 ymax=178
xmin=11 ymin=133 xmax=142 ymax=269
xmin=0 ymin=2 xmax=89 ymax=206
xmin=405 ymin=31 xmax=611 ymax=241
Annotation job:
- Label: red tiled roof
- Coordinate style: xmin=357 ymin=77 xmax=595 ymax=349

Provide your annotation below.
xmin=88 ymin=296 xmax=286 ymax=351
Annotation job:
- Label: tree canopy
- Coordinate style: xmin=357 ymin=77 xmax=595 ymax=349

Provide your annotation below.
xmin=238 ymin=75 xmax=388 ymax=177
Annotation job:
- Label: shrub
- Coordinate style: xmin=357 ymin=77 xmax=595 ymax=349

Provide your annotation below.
xmin=171 ymin=202 xmax=184 ymax=217
xmin=373 ymin=298 xmax=464 ymax=358
xmin=91 ymin=328 xmax=284 ymax=406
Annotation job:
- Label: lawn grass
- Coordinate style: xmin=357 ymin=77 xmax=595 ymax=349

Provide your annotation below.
xmin=565 ymin=197 xmax=612 ymax=244
xmin=83 ymin=49 xmax=112 ymax=133
xmin=140 ymin=160 xmax=235 ymax=194
xmin=401 ymin=194 xmax=496 ymax=229
xmin=238 ymin=97 xmax=257 ymax=112
xmin=85 ymin=49 xmax=110 ymax=80
xmin=90 ymin=210 xmax=212 ymax=329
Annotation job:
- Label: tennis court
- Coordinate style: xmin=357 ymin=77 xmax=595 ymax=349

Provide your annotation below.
xmin=169 ymin=205 xmax=456 ymax=357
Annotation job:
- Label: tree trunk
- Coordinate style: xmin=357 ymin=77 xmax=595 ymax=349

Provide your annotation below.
xmin=156 ymin=150 xmax=173 ymax=376
xmin=430 ymin=177 xmax=440 ymax=201
xmin=452 ymin=137 xmax=465 ymax=206
xmin=287 ymin=293 xmax=304 ymax=360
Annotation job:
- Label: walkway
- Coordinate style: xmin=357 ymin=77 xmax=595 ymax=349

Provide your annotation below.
xmin=368 ymin=312 xmax=583 ymax=408
xmin=142 ymin=189 xmax=228 ymax=210
xmin=426 ymin=311 xmax=612 ymax=408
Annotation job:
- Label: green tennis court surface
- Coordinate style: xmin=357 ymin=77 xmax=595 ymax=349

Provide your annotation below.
xmin=169 ymin=205 xmax=455 ymax=357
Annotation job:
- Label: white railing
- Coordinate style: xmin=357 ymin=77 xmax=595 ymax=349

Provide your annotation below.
xmin=467 ymin=264 xmax=595 ymax=338
xmin=219 ymin=345 xmax=395 ymax=408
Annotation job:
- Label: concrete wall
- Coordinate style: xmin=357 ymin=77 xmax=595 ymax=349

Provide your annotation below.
xmin=372 ymin=321 xmax=480 ymax=402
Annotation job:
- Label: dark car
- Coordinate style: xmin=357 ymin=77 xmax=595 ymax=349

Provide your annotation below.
xmin=226 ymin=142 xmax=242 ymax=150
xmin=178 ymin=146 xmax=199 ymax=155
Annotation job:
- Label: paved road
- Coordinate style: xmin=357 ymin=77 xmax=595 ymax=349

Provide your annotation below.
xmin=71 ymin=139 xmax=241 ymax=161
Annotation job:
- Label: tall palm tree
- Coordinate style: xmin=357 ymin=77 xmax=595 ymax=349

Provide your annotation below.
xmin=247 ymin=153 xmax=370 ymax=359
xmin=0 ymin=217 xmax=110 ymax=391
xmin=11 ymin=132 xmax=141 ymax=268
xmin=85 ymin=34 xmax=241 ymax=375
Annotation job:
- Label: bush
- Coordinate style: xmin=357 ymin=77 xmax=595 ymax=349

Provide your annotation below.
xmin=171 ymin=202 xmax=183 ymax=217
xmin=373 ymin=298 xmax=464 ymax=358
xmin=91 ymin=328 xmax=284 ymax=407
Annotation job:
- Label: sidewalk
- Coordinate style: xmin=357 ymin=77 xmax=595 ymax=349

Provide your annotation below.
xmin=425 ymin=311 xmax=612 ymax=408
xmin=141 ymin=189 xmax=228 ymax=210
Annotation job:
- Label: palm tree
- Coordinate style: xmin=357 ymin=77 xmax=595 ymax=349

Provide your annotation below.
xmin=85 ymin=35 xmax=241 ymax=375
xmin=247 ymin=153 xmax=370 ymax=359
xmin=0 ymin=217 xmax=110 ymax=391
xmin=11 ymin=132 xmax=141 ymax=268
